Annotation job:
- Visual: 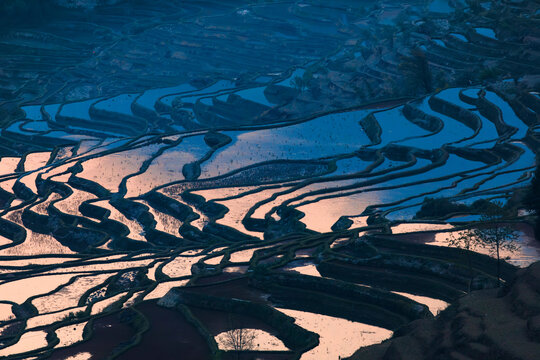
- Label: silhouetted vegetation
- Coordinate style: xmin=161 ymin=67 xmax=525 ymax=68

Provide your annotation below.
xmin=416 ymin=197 xmax=514 ymax=220
xmin=474 ymin=214 xmax=519 ymax=287
xmin=525 ymin=162 xmax=540 ymax=239
xmin=0 ymin=1 xmax=538 ymax=358
xmin=446 ymin=229 xmax=481 ymax=292
xmin=415 ymin=197 xmax=468 ymax=219
xmin=399 ymin=48 xmax=433 ymax=94
xmin=222 ymin=316 xmax=256 ymax=359
xmin=448 ymin=202 xmax=520 ymax=288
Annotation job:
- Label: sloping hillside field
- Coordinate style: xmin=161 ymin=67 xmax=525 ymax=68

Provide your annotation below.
xmin=0 ymin=0 xmax=539 ymax=359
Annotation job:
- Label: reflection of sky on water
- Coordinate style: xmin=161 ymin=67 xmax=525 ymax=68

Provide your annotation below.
xmin=475 ymin=27 xmax=497 ymax=40
xmin=278 ymin=308 xmax=392 ymax=360
xmin=373 ymin=106 xmax=428 ymax=147
xmin=94 ymin=94 xmax=137 ymax=116
xmin=298 ymin=191 xmax=381 ymax=233
xmin=202 ymin=109 xmax=371 ymax=175
xmin=60 ymin=99 xmax=101 ymax=120
xmin=127 ymin=136 xmax=209 ymax=196
xmin=393 ymin=291 xmax=449 ymax=315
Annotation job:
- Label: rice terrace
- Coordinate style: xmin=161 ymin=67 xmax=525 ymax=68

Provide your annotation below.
xmin=0 ymin=0 xmax=539 ymax=359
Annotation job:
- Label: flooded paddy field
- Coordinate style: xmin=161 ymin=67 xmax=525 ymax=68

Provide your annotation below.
xmin=0 ymin=0 xmax=539 ymax=359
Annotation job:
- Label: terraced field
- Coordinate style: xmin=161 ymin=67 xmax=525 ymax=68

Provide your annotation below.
xmin=0 ymin=0 xmax=539 ymax=359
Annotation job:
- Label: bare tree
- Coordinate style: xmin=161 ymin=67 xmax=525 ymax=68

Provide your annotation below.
xmin=473 ymin=218 xmax=519 ymax=287
xmin=525 ymin=162 xmax=540 ymax=238
xmin=447 ymin=229 xmax=481 ymax=292
xmin=222 ymin=317 xmax=256 ymax=359
xmin=472 ymin=202 xmax=520 ymax=287
xmin=447 ymin=202 xmax=520 ymax=288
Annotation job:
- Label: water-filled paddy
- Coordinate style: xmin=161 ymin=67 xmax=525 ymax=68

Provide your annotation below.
xmin=0 ymin=1 xmax=538 ymax=358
